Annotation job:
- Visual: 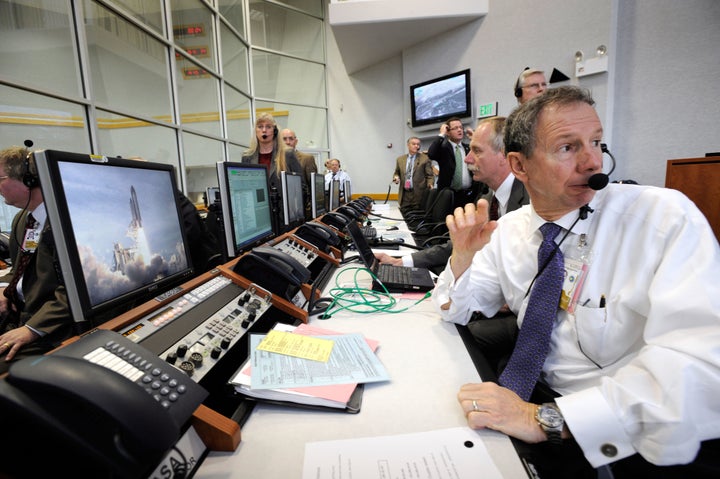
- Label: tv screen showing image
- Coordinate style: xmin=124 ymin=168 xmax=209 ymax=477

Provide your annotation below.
xmin=216 ymin=161 xmax=275 ymax=258
xmin=410 ymin=69 xmax=472 ymax=128
xmin=33 ymin=150 xmax=193 ymax=326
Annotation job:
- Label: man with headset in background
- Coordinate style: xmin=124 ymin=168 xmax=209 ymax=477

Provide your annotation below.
xmin=0 ymin=145 xmax=74 ymax=374
xmin=514 ymin=67 xmax=547 ymax=105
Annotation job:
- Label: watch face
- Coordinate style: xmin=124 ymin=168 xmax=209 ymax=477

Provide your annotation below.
xmin=538 ymin=405 xmax=564 ymax=428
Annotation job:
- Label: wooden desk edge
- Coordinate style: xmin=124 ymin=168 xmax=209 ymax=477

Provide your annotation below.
xmin=192 ymin=404 xmax=242 ymax=451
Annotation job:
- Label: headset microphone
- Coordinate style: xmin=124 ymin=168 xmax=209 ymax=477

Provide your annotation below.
xmin=24 ymin=139 xmax=34 ymax=148
xmin=587 ymin=143 xmax=616 ymax=191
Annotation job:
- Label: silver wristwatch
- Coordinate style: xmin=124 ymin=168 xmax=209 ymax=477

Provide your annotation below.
xmin=535 ymin=403 xmax=564 ymax=445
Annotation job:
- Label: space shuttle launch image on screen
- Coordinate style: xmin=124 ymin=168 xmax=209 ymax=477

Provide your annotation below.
xmin=112 ymin=186 xmax=153 ymax=274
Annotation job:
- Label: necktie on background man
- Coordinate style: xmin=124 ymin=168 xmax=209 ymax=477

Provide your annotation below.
xmin=498 ymin=222 xmax=564 ymax=401
xmin=3 ymin=213 xmax=38 ymax=320
xmin=451 ymin=144 xmax=464 ymax=190
xmin=489 ymin=195 xmax=500 ymax=221
xmin=405 ymin=155 xmax=414 ymax=190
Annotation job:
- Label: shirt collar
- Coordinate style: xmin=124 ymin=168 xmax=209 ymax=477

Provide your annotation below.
xmin=30 ymin=202 xmax=47 ymax=228
xmin=493 ymin=173 xmax=515 ymax=211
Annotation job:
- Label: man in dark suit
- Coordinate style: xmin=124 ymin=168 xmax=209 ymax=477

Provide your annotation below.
xmin=0 ymin=146 xmax=74 ymax=374
xmin=393 ymin=136 xmax=434 ymax=213
xmin=378 ymin=117 xmax=528 ymax=274
xmin=427 ymin=116 xmax=480 ymax=209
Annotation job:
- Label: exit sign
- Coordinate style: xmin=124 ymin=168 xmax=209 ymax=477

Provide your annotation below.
xmin=477 ymin=102 xmax=498 ymax=118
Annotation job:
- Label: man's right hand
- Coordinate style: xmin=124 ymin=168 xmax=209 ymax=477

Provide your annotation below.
xmin=447 ymin=199 xmax=498 ymax=278
xmin=375 ymin=253 xmax=403 ymax=266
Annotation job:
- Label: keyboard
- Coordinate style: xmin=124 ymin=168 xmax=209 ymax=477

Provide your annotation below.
xmin=361 ymin=225 xmax=377 ymax=239
xmin=377 ymin=263 xmax=412 ymax=284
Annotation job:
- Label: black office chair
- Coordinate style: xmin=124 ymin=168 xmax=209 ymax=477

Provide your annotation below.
xmin=404 ymin=188 xmax=445 ymax=231
xmin=411 ymin=187 xmax=454 ymax=240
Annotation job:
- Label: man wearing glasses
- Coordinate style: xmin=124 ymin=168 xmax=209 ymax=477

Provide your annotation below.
xmin=514 ymin=68 xmax=548 ymax=105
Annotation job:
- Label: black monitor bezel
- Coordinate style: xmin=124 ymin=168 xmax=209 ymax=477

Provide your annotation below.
xmin=281 ymin=170 xmax=305 ymax=230
xmin=310 ymin=172 xmax=327 ymax=218
xmin=216 ymin=161 xmax=275 ymax=258
xmin=410 ymin=68 xmax=472 ymax=128
xmin=34 ymin=149 xmax=194 ymax=326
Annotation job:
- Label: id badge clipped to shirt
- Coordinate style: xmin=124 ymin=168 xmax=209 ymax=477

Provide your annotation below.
xmin=560 ymin=234 xmax=592 ymax=313
xmin=23 ymin=228 xmax=40 ymax=253
xmin=404 ymin=179 xmax=412 ymax=190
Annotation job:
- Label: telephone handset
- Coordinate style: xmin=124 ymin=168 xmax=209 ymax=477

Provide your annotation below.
xmin=336 ymin=205 xmax=360 ymax=221
xmin=294 ymin=221 xmax=341 ymax=252
xmin=320 ymin=211 xmax=352 ymax=231
xmin=0 ymin=329 xmax=208 ymax=477
xmin=233 ymin=245 xmax=311 ymax=301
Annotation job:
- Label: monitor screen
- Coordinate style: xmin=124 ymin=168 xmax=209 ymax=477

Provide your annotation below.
xmin=311 ymin=172 xmax=327 ymax=218
xmin=410 ymin=69 xmax=472 ymax=128
xmin=281 ymin=171 xmax=305 ymax=230
xmin=205 ymin=186 xmax=220 ymax=206
xmin=344 ymin=180 xmax=352 ymax=204
xmin=329 ymin=179 xmax=341 ymax=210
xmin=33 ymin=150 xmax=194 ymax=326
xmin=216 ymin=161 xmax=274 ymax=258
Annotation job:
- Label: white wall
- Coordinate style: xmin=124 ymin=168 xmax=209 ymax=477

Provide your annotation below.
xmin=327 ymin=0 xmax=720 ymax=192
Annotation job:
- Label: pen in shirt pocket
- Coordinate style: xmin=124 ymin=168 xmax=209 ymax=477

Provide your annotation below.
xmin=599 ymin=294 xmax=606 ymax=308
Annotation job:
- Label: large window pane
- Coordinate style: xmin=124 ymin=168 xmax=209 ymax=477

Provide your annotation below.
xmin=95 ymin=109 xmax=179 ymax=167
xmin=0 ymin=84 xmax=89 ymax=231
xmin=218 ymin=0 xmax=245 ymax=39
xmin=249 ymin=1 xmax=323 ymax=62
xmin=227 ymin=142 xmax=247 ymax=163
xmin=108 ymin=0 xmax=164 ymax=35
xmin=171 ymin=0 xmax=216 ymax=71
xmin=176 ymin=58 xmax=222 ymax=137
xmin=183 ymin=132 xmax=223 ymax=204
xmin=84 ymin=0 xmax=172 ymax=121
xmin=0 ymin=0 xmax=81 ymax=97
xmin=273 ymin=0 xmax=323 ymax=18
xmin=224 ymin=85 xmax=251 ymax=144
xmin=252 ymin=52 xmax=325 ymax=106
xmin=220 ymin=22 xmax=249 ymax=93
xmin=256 ymin=100 xmax=327 ymax=150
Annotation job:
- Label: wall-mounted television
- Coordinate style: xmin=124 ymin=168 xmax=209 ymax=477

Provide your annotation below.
xmin=410 ymin=69 xmax=472 ymax=128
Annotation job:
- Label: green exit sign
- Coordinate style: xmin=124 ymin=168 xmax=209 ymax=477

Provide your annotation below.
xmin=478 ymin=102 xmax=498 ymax=118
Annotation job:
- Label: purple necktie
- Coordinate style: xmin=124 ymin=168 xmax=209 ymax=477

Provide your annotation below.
xmin=499 ymin=222 xmax=564 ymax=400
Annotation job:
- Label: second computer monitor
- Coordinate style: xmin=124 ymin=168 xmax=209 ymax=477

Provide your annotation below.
xmin=216 ymin=161 xmax=275 ymax=258
xmin=281 ymin=171 xmax=305 ymax=230
xmin=311 ymin=172 xmax=327 ymax=218
xmin=329 ymin=179 xmax=341 ymax=211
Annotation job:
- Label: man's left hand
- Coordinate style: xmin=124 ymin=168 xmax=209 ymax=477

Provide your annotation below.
xmin=0 ymin=326 xmax=39 ymax=362
xmin=457 ymin=382 xmax=547 ymax=444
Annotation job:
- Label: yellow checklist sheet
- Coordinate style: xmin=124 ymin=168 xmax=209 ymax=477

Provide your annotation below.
xmin=256 ymin=329 xmax=334 ymax=362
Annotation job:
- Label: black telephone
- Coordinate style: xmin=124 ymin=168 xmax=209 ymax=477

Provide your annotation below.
xmin=336 ymin=205 xmax=360 ymax=221
xmin=294 ymin=221 xmax=341 ymax=252
xmin=0 ymin=329 xmax=208 ymax=478
xmin=233 ymin=245 xmax=311 ymax=301
xmin=320 ymin=211 xmax=352 ymax=231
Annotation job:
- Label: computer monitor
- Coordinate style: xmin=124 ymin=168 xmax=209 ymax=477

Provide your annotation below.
xmin=205 ymin=186 xmax=220 ymax=206
xmin=33 ymin=149 xmax=194 ymax=327
xmin=310 ymin=172 xmax=327 ymax=218
xmin=216 ymin=161 xmax=275 ymax=258
xmin=344 ymin=180 xmax=352 ymax=204
xmin=281 ymin=171 xmax=305 ymax=230
xmin=329 ymin=179 xmax=341 ymax=211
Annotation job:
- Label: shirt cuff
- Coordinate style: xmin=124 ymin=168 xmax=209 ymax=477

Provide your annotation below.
xmin=25 ymin=324 xmax=46 ymax=337
xmin=556 ymin=387 xmax=636 ymax=467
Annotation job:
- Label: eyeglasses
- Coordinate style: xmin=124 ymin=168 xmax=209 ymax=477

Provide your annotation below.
xmin=282 ymin=136 xmax=295 ymax=141
xmin=521 ymin=82 xmax=548 ymax=90
xmin=0 ymin=175 xmax=9 ymax=182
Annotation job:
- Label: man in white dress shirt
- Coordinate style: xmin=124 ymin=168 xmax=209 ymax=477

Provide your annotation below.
xmin=433 ymin=86 xmax=720 ymax=477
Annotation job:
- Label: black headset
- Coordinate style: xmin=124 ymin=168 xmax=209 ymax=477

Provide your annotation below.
xmin=22 ymin=139 xmax=39 ymax=188
xmin=273 ymin=125 xmax=279 ymax=138
xmin=514 ymin=67 xmax=530 ymax=98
